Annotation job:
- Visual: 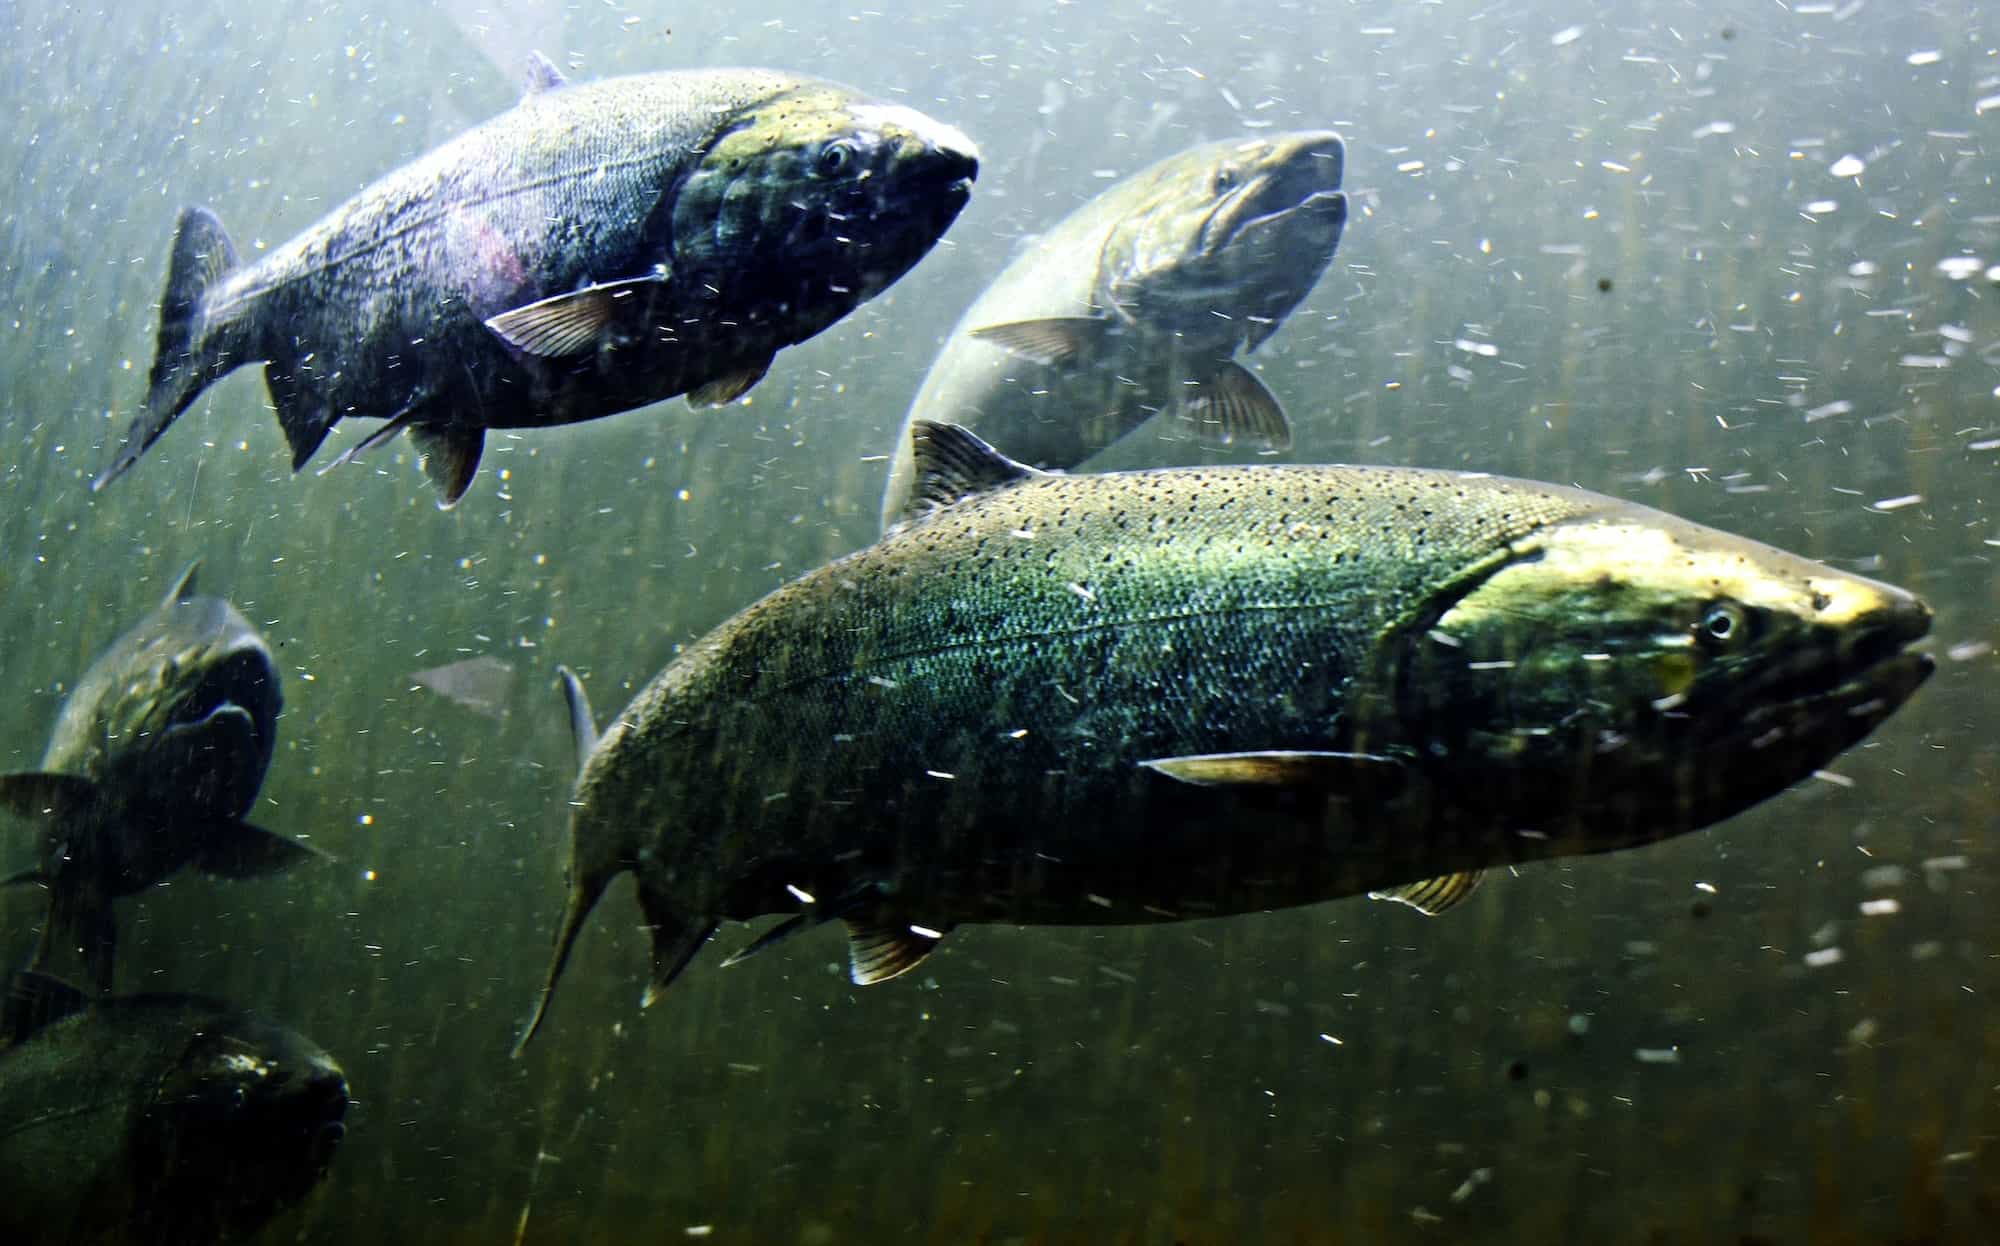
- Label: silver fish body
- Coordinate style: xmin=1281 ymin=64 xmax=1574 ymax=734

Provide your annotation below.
xmin=98 ymin=56 xmax=978 ymax=506
xmin=0 ymin=565 xmax=318 ymax=992
xmin=517 ymin=424 xmax=1931 ymax=1051
xmin=879 ymin=132 xmax=1346 ymax=528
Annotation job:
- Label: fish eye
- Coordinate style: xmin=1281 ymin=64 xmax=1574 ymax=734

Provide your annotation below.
xmin=1697 ymin=601 xmax=1749 ymax=649
xmin=817 ymin=141 xmax=856 ymax=178
xmin=1213 ymin=166 xmax=1239 ymax=194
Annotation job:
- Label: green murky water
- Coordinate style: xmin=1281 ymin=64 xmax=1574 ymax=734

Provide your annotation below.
xmin=3 ymin=0 xmax=1996 ymax=1241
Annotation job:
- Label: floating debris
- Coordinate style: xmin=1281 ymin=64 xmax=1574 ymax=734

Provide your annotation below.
xmin=1829 ymin=153 xmax=1866 ymax=178
xmin=1937 ymin=257 xmax=1986 ymax=280
xmin=409 ymin=654 xmax=516 ymax=719
xmin=1859 ymin=898 xmax=1901 ymax=917
xmin=1450 ymin=1168 xmax=1494 ymax=1204
xmin=1803 ymin=947 xmax=1845 ymax=969
xmin=1634 ymin=1046 xmax=1681 ymax=1065
xmin=1550 ymin=24 xmax=1584 ymax=46
xmin=1869 ymin=494 xmax=1923 ymax=512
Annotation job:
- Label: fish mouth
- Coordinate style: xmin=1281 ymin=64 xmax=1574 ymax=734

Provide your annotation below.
xmin=1734 ymin=595 xmax=1933 ymax=757
xmin=171 ymin=642 xmax=278 ymax=725
xmin=1203 ymin=133 xmax=1346 ymax=256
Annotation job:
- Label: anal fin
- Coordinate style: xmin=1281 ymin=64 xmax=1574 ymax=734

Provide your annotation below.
xmin=1368 ymin=870 xmax=1486 ymax=916
xmin=263 ymin=362 xmax=340 ymax=471
xmin=409 ymin=424 xmax=486 ymax=508
xmin=1178 ymin=359 xmax=1291 ymax=452
xmin=845 ymin=916 xmax=947 ymax=985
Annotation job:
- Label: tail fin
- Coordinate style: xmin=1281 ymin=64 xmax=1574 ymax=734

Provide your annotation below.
xmin=93 ymin=207 xmax=244 ymax=491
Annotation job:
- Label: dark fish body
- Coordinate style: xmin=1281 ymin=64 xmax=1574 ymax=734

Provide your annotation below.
xmin=99 ymin=58 xmax=979 ymax=505
xmin=517 ymin=424 xmax=1932 ymax=1050
xmin=0 ymin=566 xmax=317 ymax=992
xmin=0 ymin=974 xmax=347 ymax=1246
xmin=879 ymin=133 xmax=1347 ymax=527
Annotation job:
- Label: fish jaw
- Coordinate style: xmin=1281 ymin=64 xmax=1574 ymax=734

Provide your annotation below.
xmin=1101 ymin=131 xmax=1347 ymax=340
xmin=667 ymin=85 xmax=977 ymax=338
xmin=1382 ymin=509 xmax=1933 ymax=851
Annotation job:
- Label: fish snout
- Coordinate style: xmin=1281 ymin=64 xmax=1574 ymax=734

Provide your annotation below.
xmin=903 ymin=131 xmax=979 ymax=197
xmin=1812 ymin=574 xmax=1933 ymax=670
xmin=1286 ymin=131 xmax=1347 ymax=189
xmin=301 ymin=1060 xmax=350 ymax=1166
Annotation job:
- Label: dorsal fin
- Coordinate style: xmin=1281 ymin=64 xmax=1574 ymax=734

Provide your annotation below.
xmin=163 ymin=560 xmax=201 ymax=606
xmin=522 ymin=51 xmax=569 ymax=96
xmin=2 ymin=971 xmax=89 ymax=1046
xmin=896 ymin=421 xmax=1041 ymax=527
xmin=556 ymin=666 xmax=598 ymax=774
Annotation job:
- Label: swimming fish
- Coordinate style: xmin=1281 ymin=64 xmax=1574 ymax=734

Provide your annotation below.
xmin=879 ymin=132 xmax=1346 ymax=527
xmin=0 ymin=972 xmax=347 ymax=1246
xmin=516 ymin=422 xmax=1931 ymax=1052
xmin=96 ymin=52 xmax=979 ymax=507
xmin=0 ymin=564 xmax=319 ymax=993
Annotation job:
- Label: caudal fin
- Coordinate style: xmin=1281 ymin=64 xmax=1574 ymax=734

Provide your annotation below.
xmin=93 ymin=206 xmax=245 ymax=491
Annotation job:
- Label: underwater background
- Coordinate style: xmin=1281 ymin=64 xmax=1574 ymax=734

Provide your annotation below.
xmin=2 ymin=0 xmax=1996 ymax=1240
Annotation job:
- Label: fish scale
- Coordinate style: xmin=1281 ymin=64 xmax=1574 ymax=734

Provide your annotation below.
xmin=515 ymin=423 xmax=1931 ymax=1052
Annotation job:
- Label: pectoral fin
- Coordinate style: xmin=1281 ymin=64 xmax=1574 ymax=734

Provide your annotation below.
xmin=1368 ymin=870 xmax=1486 ymax=916
xmin=1139 ymin=750 xmax=1403 ymax=794
xmin=409 ymin=424 xmax=485 ymax=508
xmin=968 ymin=317 xmax=1110 ymax=368
xmin=188 ymin=819 xmax=326 ymax=880
xmin=484 ymin=270 xmax=671 ymax=358
xmin=845 ymin=917 xmax=947 ymax=985
xmin=1178 ymin=360 xmax=1292 ymax=452
xmin=0 ymin=772 xmax=106 ymax=821
xmin=686 ymin=357 xmax=771 ymax=408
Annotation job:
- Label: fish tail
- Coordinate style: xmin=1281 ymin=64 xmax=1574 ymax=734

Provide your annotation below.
xmin=94 ymin=206 xmax=247 ymax=491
